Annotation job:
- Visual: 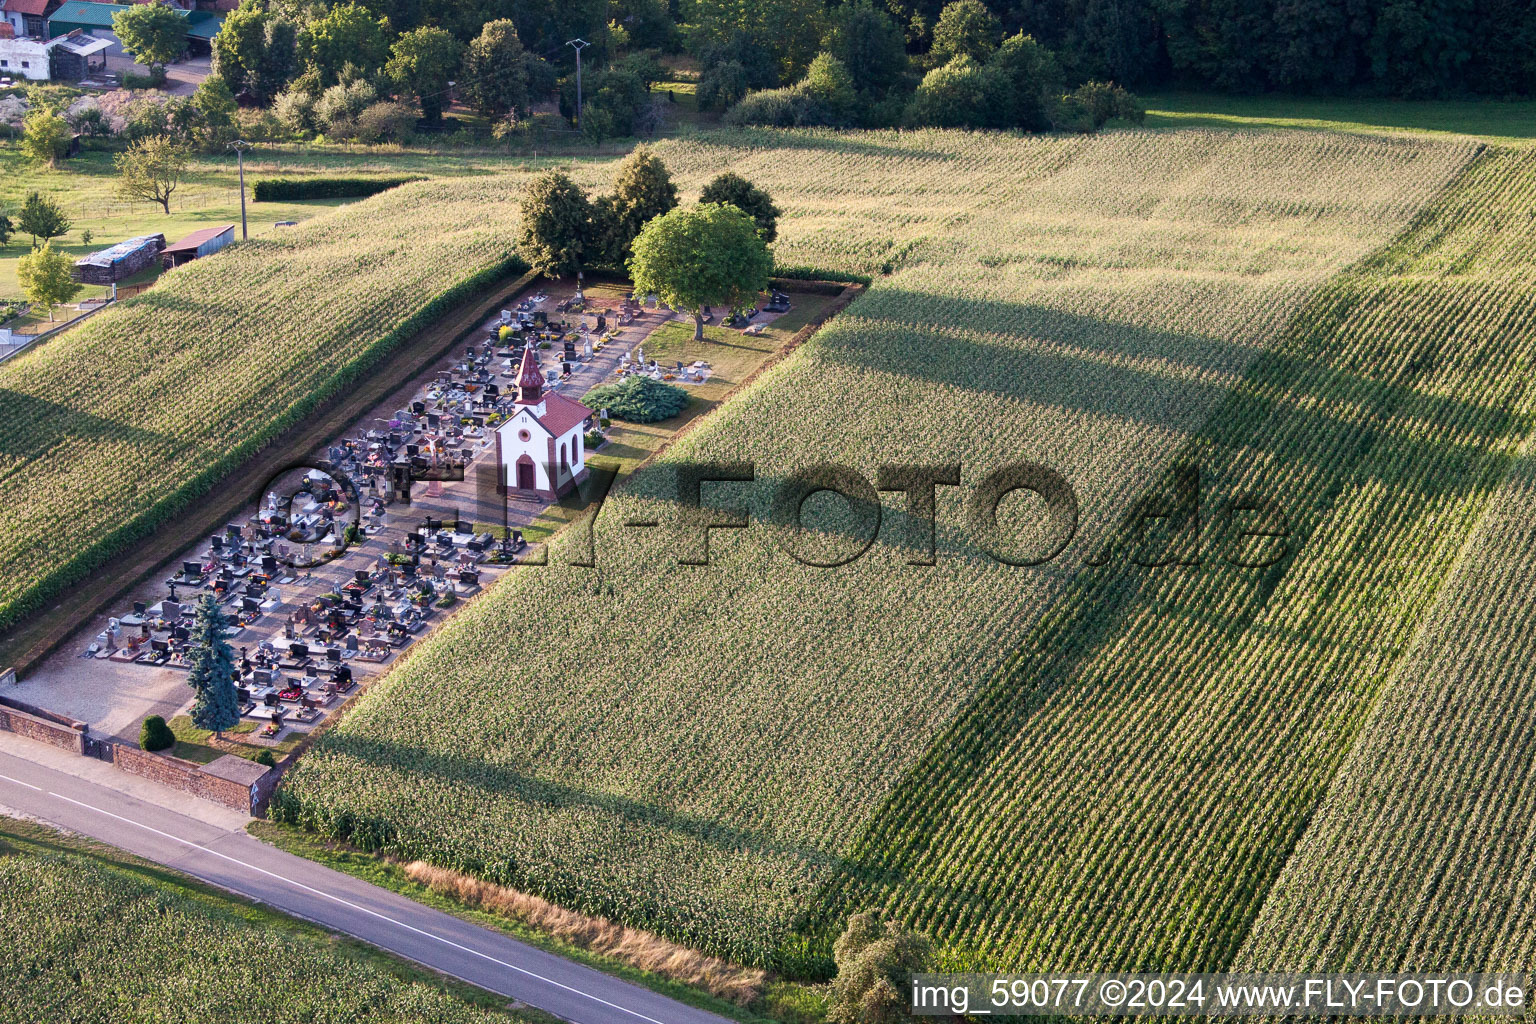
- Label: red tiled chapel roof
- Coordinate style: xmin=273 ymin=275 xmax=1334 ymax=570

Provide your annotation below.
xmin=538 ymin=392 xmax=592 ymax=437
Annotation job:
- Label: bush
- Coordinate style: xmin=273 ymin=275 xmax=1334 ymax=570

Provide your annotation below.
xmin=254 ymin=749 xmax=277 ymax=767
xmin=313 ymin=78 xmax=376 ymax=139
xmin=827 ymin=914 xmax=933 ymax=1024
xmin=1055 ymin=80 xmax=1144 ymax=130
xmin=698 ymin=59 xmax=748 ymax=112
xmin=724 ymin=86 xmax=817 ymax=127
xmin=353 ymin=101 xmax=415 ymax=144
xmin=723 ymin=53 xmax=861 ymax=128
xmin=273 ymin=88 xmax=315 ymax=134
xmin=139 ymin=715 xmax=175 ymax=752
xmin=904 ymin=55 xmax=996 ymax=128
xmin=121 ymin=67 xmax=168 ymax=91
xmin=581 ymin=376 xmax=689 ymax=423
xmin=800 ymin=53 xmax=857 ymax=124
xmin=236 ymin=107 xmax=289 ymax=143
xmin=252 ymin=176 xmax=426 ymax=202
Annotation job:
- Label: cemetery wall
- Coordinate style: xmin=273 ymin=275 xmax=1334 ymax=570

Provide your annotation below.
xmin=0 ymin=692 xmax=87 ymax=755
xmin=111 ymin=746 xmax=262 ymax=814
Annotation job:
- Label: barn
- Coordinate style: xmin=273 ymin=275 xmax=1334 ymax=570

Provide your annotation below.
xmin=44 ymin=1 xmax=132 ymax=54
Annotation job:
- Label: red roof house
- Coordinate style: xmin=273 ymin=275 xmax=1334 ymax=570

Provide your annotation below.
xmin=2 ymin=0 xmax=61 ymax=38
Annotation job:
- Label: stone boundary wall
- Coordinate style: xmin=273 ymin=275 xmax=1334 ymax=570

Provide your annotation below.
xmin=0 ymin=665 xmax=271 ymax=813
xmin=110 ymin=746 xmax=264 ymax=814
xmin=0 ymin=694 xmax=87 ymax=755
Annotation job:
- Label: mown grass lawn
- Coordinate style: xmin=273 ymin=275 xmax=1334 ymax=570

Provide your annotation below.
xmin=1144 ymin=91 xmax=1536 ymax=143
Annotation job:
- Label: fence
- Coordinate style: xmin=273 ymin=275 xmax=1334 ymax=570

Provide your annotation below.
xmin=0 ymin=691 xmax=88 ymax=755
xmin=85 ymin=188 xmax=243 ymax=221
xmin=0 ymin=301 xmax=115 ymax=365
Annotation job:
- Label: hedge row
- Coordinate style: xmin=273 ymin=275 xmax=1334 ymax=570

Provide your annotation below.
xmin=252 ymin=176 xmax=428 ymax=202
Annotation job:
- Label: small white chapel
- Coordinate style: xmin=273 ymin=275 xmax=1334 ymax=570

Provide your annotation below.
xmin=495 ymin=344 xmax=592 ymax=500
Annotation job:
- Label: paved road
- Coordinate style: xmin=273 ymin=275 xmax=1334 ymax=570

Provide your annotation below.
xmin=0 ymin=748 xmax=732 ymax=1024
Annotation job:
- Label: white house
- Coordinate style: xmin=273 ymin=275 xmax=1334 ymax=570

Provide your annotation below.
xmin=496 ymin=344 xmax=592 ymax=500
xmin=0 ymin=34 xmax=52 ymax=79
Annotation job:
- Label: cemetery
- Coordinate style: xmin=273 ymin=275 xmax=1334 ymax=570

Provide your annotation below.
xmin=8 ymin=274 xmax=815 ymax=759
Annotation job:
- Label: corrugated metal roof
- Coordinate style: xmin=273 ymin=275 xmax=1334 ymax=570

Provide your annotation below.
xmin=184 ymin=9 xmax=221 ymax=38
xmin=48 ymin=2 xmax=141 ymax=28
xmin=164 ymin=224 xmax=234 ymax=253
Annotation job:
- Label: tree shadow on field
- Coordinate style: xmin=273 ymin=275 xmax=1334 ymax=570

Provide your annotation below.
xmin=0 ymin=389 xmax=174 ymax=464
xmin=818 ymin=286 xmax=1527 ymax=497
xmin=320 ymin=733 xmax=840 ymax=870
xmin=804 ymin=279 xmax=1536 ymax=962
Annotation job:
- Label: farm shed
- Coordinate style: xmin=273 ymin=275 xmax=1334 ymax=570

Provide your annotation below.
xmin=182 ymin=8 xmax=220 ymax=54
xmin=49 ymin=27 xmax=107 ymax=77
xmin=74 ymin=234 xmax=165 ymax=287
xmin=44 ymin=1 xmax=130 ymax=54
xmin=162 ymin=224 xmax=235 ymax=269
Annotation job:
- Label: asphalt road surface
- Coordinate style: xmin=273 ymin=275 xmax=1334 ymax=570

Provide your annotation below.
xmin=0 ymin=748 xmax=734 ymax=1024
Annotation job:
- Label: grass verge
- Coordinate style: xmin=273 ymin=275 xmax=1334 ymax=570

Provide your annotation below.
xmin=247 ymin=819 xmax=828 ymax=1023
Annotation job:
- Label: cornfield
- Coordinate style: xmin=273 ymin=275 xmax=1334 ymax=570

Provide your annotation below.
xmin=1232 ymin=149 xmax=1536 ymax=976
xmin=0 ymin=177 xmax=526 ymax=633
xmin=816 ymin=146 xmax=1536 ymax=974
xmin=0 ymin=835 xmax=523 ymax=1022
xmin=275 ymin=127 xmax=1484 ymax=973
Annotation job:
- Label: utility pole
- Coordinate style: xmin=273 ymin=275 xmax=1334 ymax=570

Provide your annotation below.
xmin=229 ymin=139 xmax=251 ymax=240
xmin=567 ymin=38 xmax=589 ymax=132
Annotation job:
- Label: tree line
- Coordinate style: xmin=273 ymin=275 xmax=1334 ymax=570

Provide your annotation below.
xmin=208 ymin=0 xmax=1532 ymax=147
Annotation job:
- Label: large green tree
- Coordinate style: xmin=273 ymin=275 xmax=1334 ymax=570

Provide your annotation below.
xmin=16 ymin=243 xmax=81 ymax=322
xmin=518 ymin=171 xmax=594 ymax=279
xmin=212 ymin=0 xmax=300 ymax=104
xmin=192 ymin=77 xmax=239 ymax=149
xmin=690 ymin=0 xmax=826 ymax=81
xmin=821 ymin=1 xmax=909 ymax=100
xmin=600 ymin=145 xmax=678 ymax=264
xmin=17 ymin=192 xmax=70 ymax=250
xmin=302 ymin=2 xmax=390 ymax=86
xmin=186 ymin=596 xmax=240 ymax=739
xmin=698 ymin=172 xmax=780 ymax=243
xmin=987 ymin=32 xmax=1064 ymax=131
xmin=113 ymin=2 xmax=187 ymax=73
xmin=459 ymin=19 xmax=530 ymax=120
xmin=929 ymin=0 xmax=1001 ymax=64
xmin=628 ymin=203 xmax=772 ymax=340
xmin=385 ymin=25 xmax=462 ymax=124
